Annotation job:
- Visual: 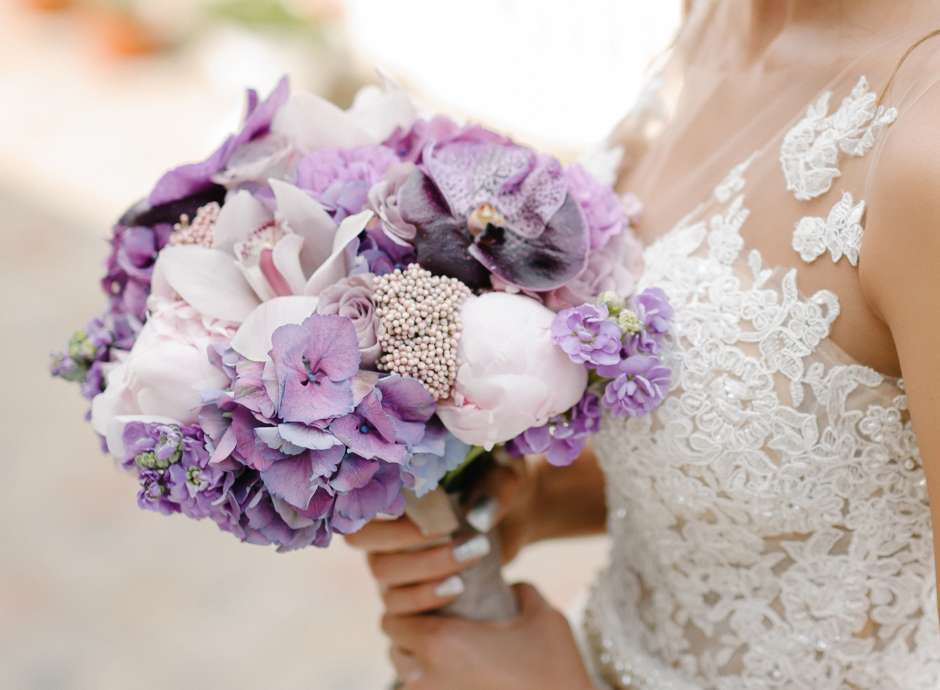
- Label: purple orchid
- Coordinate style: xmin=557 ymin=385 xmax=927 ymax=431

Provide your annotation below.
xmin=398 ymin=140 xmax=589 ymax=291
xmin=603 ymin=355 xmax=672 ymax=417
xmin=149 ymin=77 xmax=290 ymax=207
xmin=269 ymin=314 xmax=361 ymax=424
xmin=551 ymin=303 xmax=623 ymax=367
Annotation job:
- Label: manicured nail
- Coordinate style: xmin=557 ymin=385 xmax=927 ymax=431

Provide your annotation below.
xmin=466 ymin=496 xmax=499 ymax=533
xmin=453 ymin=534 xmax=491 ymax=563
xmin=434 ymin=575 xmax=465 ymax=598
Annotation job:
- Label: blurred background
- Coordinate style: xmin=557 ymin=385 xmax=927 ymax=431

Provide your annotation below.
xmin=1 ymin=1 xmax=679 ymax=688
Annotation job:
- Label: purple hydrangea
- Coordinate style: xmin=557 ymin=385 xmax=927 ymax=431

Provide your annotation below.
xmin=564 ymin=164 xmax=629 ymax=250
xmin=399 ymin=419 xmax=469 ymax=497
xmin=269 ymin=314 xmax=361 ymax=424
xmin=295 ymin=145 xmax=399 ymax=221
xmin=510 ymin=392 xmax=601 ymax=466
xmin=602 ymin=355 xmax=671 ymax=417
xmin=626 ymin=287 xmax=674 ymax=356
xmin=551 ymin=303 xmax=623 ymax=367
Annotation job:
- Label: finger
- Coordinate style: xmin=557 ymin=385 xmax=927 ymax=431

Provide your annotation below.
xmin=369 ymin=534 xmax=491 ymax=587
xmin=513 ymin=582 xmax=549 ymax=617
xmin=383 ymin=575 xmax=465 ymax=615
xmin=390 ymin=647 xmax=423 ymax=686
xmin=345 ymin=518 xmax=446 ymax=553
xmin=464 ymin=465 xmax=525 ymax=533
xmin=381 ymin=614 xmax=448 ymax=656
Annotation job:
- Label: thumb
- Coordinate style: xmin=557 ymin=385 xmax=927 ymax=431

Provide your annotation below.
xmin=512 ymin=582 xmax=549 ymax=617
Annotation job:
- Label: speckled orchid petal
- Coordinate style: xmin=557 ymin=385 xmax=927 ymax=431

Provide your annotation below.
xmin=422 ymin=140 xmax=567 ymax=238
xmin=469 ymin=194 xmax=589 ymax=291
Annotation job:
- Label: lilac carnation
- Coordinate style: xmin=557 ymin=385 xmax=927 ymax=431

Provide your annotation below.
xmin=382 ymin=115 xmax=509 ymax=164
xmin=565 ymin=163 xmax=629 ymax=250
xmin=602 ymin=355 xmax=671 ymax=417
xmin=551 ymin=303 xmax=623 ymax=367
xmin=296 ymin=145 xmax=398 ymax=221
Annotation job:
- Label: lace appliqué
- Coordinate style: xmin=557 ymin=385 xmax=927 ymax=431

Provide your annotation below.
xmin=585 ymin=157 xmax=938 ymax=690
xmin=780 ymin=76 xmax=897 ymax=201
xmin=792 ymin=192 xmax=866 ymax=266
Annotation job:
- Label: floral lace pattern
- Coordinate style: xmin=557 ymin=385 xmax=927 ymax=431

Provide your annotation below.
xmin=584 ymin=158 xmax=939 ymax=689
xmin=780 ymin=76 xmax=897 ymax=201
xmin=792 ymin=192 xmax=866 ymax=266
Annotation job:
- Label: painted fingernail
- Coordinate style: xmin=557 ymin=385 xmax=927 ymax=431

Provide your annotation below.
xmin=466 ymin=496 xmax=499 ymax=533
xmin=453 ymin=534 xmax=491 ymax=563
xmin=434 ymin=575 xmax=465 ymax=598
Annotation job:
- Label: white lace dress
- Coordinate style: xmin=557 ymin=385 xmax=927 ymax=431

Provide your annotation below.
xmin=581 ymin=69 xmax=940 ymax=690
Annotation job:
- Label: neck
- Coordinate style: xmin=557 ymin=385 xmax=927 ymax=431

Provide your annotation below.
xmin=727 ymin=0 xmax=940 ymax=65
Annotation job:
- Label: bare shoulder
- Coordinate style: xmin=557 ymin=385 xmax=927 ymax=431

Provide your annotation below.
xmin=860 ymin=77 xmax=940 ymax=325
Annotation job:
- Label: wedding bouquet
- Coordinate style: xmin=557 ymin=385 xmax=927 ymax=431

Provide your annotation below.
xmin=52 ymin=76 xmax=671 ymax=618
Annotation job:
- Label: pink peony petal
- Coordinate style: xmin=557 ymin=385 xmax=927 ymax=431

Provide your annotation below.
xmin=154 ymin=246 xmax=260 ymax=322
xmin=230 ymin=295 xmax=320 ymax=362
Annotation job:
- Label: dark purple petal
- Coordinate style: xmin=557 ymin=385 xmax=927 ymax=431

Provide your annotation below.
xmin=469 ymin=194 xmax=589 ymax=291
xmin=399 ymin=169 xmax=490 ymax=289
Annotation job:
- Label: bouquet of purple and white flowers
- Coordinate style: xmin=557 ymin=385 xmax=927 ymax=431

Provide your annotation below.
xmin=52 ymin=75 xmax=671 ymax=610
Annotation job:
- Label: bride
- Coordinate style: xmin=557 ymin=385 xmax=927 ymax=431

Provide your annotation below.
xmin=346 ymin=1 xmax=940 ymax=688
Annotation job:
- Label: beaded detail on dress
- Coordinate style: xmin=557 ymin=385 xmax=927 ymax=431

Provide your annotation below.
xmin=584 ymin=98 xmax=939 ymax=686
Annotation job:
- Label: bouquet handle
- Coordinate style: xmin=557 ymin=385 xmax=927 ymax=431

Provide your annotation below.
xmin=404 ymin=488 xmax=518 ymax=622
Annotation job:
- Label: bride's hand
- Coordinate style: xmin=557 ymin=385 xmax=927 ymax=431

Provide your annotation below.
xmin=345 ymin=463 xmax=539 ymax=615
xmin=384 ymin=583 xmax=596 ymax=690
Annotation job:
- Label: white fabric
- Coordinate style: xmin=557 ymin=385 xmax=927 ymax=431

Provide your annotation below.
xmin=583 ymin=85 xmax=940 ymax=688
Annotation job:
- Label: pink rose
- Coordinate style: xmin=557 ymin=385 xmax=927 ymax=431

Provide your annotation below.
xmin=437 ymin=292 xmax=587 ymax=449
xmin=315 ymin=273 xmax=381 ymax=367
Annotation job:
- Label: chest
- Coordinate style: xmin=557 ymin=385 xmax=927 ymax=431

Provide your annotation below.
xmin=615 ymin=71 xmax=902 ymax=376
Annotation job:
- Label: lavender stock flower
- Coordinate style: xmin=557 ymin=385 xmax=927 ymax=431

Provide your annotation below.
xmin=510 ymin=392 xmax=601 ymax=467
xmin=626 ymin=287 xmax=674 ymax=355
xmin=551 ymin=303 xmax=623 ymax=367
xmin=603 ymin=355 xmax=671 ymax=417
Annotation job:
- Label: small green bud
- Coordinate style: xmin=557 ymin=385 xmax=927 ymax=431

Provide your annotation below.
xmin=598 ymin=291 xmax=624 ymax=315
xmin=135 ymin=451 xmax=159 ymax=470
xmin=618 ymin=310 xmax=643 ymax=335
xmin=68 ymin=330 xmax=98 ymax=362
